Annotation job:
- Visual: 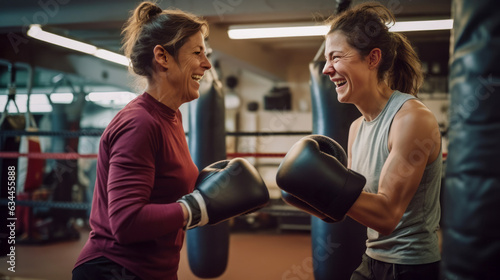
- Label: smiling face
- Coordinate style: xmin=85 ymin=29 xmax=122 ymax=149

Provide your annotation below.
xmin=167 ymin=31 xmax=212 ymax=103
xmin=322 ymin=31 xmax=372 ymax=104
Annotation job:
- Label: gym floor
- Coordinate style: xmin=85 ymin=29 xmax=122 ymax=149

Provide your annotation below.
xmin=0 ymin=227 xmax=315 ymax=280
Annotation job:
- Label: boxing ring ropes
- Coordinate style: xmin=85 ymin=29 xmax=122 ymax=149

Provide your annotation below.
xmin=0 ymin=129 xmax=312 ymax=211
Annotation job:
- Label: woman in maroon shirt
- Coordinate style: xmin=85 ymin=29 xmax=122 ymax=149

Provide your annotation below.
xmin=73 ymin=2 xmax=212 ymax=279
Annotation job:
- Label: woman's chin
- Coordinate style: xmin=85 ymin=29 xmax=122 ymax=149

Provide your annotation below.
xmin=186 ymin=91 xmax=200 ymax=103
xmin=337 ymin=93 xmax=349 ymax=103
xmin=336 ymin=86 xmax=353 ymax=104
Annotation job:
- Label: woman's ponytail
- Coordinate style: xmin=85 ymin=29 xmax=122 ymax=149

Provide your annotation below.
xmin=135 ymin=2 xmax=163 ymax=25
xmin=389 ymin=32 xmax=423 ymax=97
xmin=122 ymin=2 xmax=163 ymax=67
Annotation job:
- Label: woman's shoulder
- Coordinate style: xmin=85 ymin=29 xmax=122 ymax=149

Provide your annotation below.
xmin=390 ymin=98 xmax=441 ymax=150
xmin=117 ymin=103 xmax=157 ymax=126
xmin=349 ymin=116 xmax=364 ymax=133
xmin=104 ymin=101 xmax=160 ymax=140
xmin=389 ymin=98 xmax=442 ymax=163
xmin=395 ymin=98 xmax=436 ymax=125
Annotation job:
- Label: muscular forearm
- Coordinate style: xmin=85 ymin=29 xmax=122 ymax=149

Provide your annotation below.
xmin=347 ymin=192 xmax=401 ymax=236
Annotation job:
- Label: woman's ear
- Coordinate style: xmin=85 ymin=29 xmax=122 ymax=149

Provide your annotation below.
xmin=153 ymin=45 xmax=169 ymax=69
xmin=368 ymin=48 xmax=382 ymax=70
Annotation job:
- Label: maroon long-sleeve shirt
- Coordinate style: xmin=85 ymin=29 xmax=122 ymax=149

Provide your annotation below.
xmin=74 ymin=92 xmax=198 ymax=280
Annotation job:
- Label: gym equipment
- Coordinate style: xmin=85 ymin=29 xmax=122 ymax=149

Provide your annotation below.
xmin=443 ymin=0 xmax=500 ymax=278
xmin=178 ymin=158 xmax=269 ymax=230
xmin=13 ymin=63 xmax=45 ymax=240
xmin=187 ymin=65 xmax=229 ymax=278
xmin=0 ymin=61 xmax=25 ymax=255
xmin=276 ymin=135 xmax=365 ymax=222
xmin=19 ymin=75 xmax=84 ymax=244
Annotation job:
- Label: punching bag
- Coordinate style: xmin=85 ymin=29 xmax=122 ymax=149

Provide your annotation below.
xmin=309 ymin=60 xmax=365 ymax=280
xmin=0 ymin=115 xmax=25 ymax=255
xmin=187 ymin=66 xmax=229 ymax=278
xmin=17 ymin=64 xmax=45 ymax=194
xmin=0 ymin=63 xmax=25 ymax=255
xmin=46 ymin=87 xmax=85 ymax=241
xmin=443 ymin=0 xmax=500 ymax=279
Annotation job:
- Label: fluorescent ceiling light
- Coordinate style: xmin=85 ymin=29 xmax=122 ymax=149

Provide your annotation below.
xmin=389 ymin=19 xmax=453 ymax=32
xmin=228 ymin=25 xmax=329 ymax=39
xmin=28 ymin=24 xmax=129 ymax=67
xmin=94 ymin=49 xmax=130 ymax=66
xmin=28 ymin=24 xmax=97 ymax=54
xmin=228 ymin=19 xmax=453 ymax=40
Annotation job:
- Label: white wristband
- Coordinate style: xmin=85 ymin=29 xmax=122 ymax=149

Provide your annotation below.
xmin=191 ymin=190 xmax=209 ymax=227
xmin=178 ymin=199 xmax=193 ymax=229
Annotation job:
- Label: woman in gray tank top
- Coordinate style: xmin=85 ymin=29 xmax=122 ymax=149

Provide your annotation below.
xmin=322 ymin=2 xmax=442 ymax=280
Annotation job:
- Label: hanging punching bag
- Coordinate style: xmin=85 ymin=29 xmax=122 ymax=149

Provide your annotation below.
xmin=443 ymin=0 xmax=500 ymax=279
xmin=309 ymin=60 xmax=365 ymax=280
xmin=47 ymin=86 xmax=85 ymax=241
xmin=0 ymin=63 xmax=25 ymax=255
xmin=187 ymin=66 xmax=229 ymax=278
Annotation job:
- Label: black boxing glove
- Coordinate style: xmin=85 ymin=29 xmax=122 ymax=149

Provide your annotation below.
xmin=276 ymin=135 xmax=365 ymax=221
xmin=281 ymin=190 xmax=336 ymax=223
xmin=178 ymin=158 xmax=270 ymax=229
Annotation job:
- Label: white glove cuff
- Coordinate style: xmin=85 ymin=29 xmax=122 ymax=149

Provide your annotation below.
xmin=178 ymin=199 xmax=193 ymax=230
xmin=191 ymin=190 xmax=209 ymax=228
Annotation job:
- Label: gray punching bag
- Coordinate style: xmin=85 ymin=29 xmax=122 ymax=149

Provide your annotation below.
xmin=309 ymin=60 xmax=366 ymax=280
xmin=187 ymin=66 xmax=230 ymax=278
xmin=443 ymin=0 xmax=500 ymax=279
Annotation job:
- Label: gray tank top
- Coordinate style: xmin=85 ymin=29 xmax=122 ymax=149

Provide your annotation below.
xmin=351 ymin=91 xmax=442 ymax=264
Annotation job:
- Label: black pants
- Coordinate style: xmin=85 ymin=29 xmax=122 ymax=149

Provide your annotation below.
xmin=351 ymin=254 xmax=440 ymax=280
xmin=72 ymin=256 xmax=142 ymax=280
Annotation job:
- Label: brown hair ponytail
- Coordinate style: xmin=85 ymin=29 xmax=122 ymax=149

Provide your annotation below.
xmin=326 ymin=2 xmax=423 ymax=96
xmin=121 ymin=1 xmax=208 ymax=78
xmin=389 ymin=32 xmax=423 ymax=96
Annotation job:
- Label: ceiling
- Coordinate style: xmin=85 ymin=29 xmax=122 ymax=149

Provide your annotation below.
xmin=0 ymin=0 xmax=452 ymax=89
